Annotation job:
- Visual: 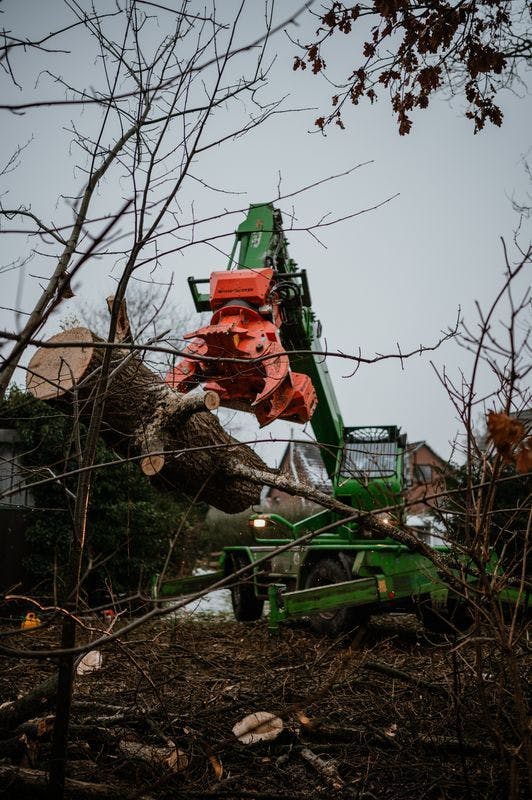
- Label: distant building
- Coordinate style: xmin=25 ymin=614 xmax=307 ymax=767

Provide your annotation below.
xmin=264 ymin=437 xmax=450 ymax=524
xmin=263 ymin=440 xmax=331 ymax=516
xmin=404 ymin=441 xmax=448 ymax=516
xmin=0 ymin=428 xmax=34 ymax=593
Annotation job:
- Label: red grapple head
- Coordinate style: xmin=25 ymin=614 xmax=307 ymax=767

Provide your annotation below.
xmin=166 ymin=269 xmax=317 ymax=426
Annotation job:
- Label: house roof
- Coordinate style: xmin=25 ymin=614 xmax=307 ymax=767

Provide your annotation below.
xmin=406 ymin=440 xmax=446 ymax=464
xmin=514 ymin=409 xmax=532 ymax=430
xmin=267 ymin=440 xmax=332 ymax=496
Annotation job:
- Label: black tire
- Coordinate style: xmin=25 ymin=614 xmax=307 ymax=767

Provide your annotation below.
xmin=304 ymin=558 xmax=366 ymax=636
xmin=230 ymin=557 xmax=264 ymax=622
xmin=417 ymin=596 xmax=473 ymax=636
xmin=447 ymin=599 xmax=474 ymax=631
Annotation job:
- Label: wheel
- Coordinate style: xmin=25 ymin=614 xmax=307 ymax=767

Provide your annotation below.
xmin=230 ymin=556 xmax=264 ymax=622
xmin=304 ymin=558 xmax=366 ymax=636
xmin=447 ymin=599 xmax=474 ymax=631
xmin=416 ymin=596 xmax=473 ymax=636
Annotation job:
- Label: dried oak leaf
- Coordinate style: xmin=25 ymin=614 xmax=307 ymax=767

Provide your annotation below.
xmin=297 ymin=712 xmax=321 ymax=732
xmin=487 ymin=411 xmax=525 ymax=461
xmin=209 ymin=754 xmax=223 ymax=780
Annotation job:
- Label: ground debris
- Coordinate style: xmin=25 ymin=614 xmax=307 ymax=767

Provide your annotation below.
xmin=0 ymin=615 xmax=527 ymax=799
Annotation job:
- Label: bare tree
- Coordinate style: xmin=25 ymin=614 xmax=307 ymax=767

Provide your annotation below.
xmin=1 ymin=5 xmax=529 ymax=799
xmin=0 ymin=3 xmax=311 ymax=794
xmin=430 ymin=242 xmax=531 ymax=799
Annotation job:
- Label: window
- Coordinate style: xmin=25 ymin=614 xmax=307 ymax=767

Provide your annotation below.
xmin=414 ymin=464 xmax=433 ymax=483
xmin=341 ymin=441 xmax=398 ymax=479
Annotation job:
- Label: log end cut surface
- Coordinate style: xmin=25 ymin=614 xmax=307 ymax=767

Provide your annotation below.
xmin=26 ymin=328 xmax=96 ymax=400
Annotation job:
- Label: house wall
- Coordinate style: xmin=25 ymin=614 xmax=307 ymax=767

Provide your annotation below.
xmin=0 ymin=429 xmax=34 ymax=593
xmin=262 ymin=442 xmax=331 ymax=518
xmin=405 ymin=443 xmax=446 ymax=516
xmin=263 ymin=489 xmax=322 ymax=518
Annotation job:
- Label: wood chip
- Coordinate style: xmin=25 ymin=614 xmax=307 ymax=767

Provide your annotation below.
xmin=232 ymin=712 xmax=283 ymax=745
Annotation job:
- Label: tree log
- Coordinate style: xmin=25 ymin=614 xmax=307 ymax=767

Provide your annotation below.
xmin=0 ymin=764 xmax=155 ymax=799
xmin=26 ymin=328 xmax=266 ymax=512
xmin=24 ymin=330 xmax=457 ymax=579
xmin=0 ymin=675 xmax=58 ymax=735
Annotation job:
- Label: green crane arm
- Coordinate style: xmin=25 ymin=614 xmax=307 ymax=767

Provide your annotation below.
xmin=227 ymin=203 xmax=345 ymax=481
xmin=182 ymin=202 xmax=405 ymax=510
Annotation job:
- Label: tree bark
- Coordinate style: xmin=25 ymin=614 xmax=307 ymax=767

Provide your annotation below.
xmin=26 ymin=328 xmax=267 ymax=513
xmin=0 ymin=675 xmax=58 ymax=735
xmin=0 ymin=764 xmax=155 ymax=799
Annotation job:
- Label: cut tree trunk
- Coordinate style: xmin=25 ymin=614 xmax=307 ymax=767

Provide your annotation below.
xmin=26 ymin=328 xmax=267 ymax=513
xmin=25 ymin=329 xmax=448 ymax=573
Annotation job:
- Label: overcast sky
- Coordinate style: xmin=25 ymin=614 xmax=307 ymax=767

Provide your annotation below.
xmin=1 ymin=0 xmax=531 ymax=465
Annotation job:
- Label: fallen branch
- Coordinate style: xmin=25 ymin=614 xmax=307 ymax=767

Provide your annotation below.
xmin=0 ymin=675 xmax=58 ymax=734
xmin=0 ymin=764 xmax=155 ymax=799
xmin=363 ymin=660 xmax=450 ymax=695
xmin=118 ymin=737 xmax=188 ymax=772
xmin=300 ymin=746 xmax=343 ymax=789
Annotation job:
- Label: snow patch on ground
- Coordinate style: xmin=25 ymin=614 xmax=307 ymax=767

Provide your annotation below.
xmin=167 ymin=568 xmax=233 ymax=618
xmin=176 ymin=587 xmax=233 ymax=617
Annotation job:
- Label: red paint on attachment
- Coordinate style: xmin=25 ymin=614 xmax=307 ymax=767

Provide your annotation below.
xmin=166 ymin=269 xmax=317 ymax=426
